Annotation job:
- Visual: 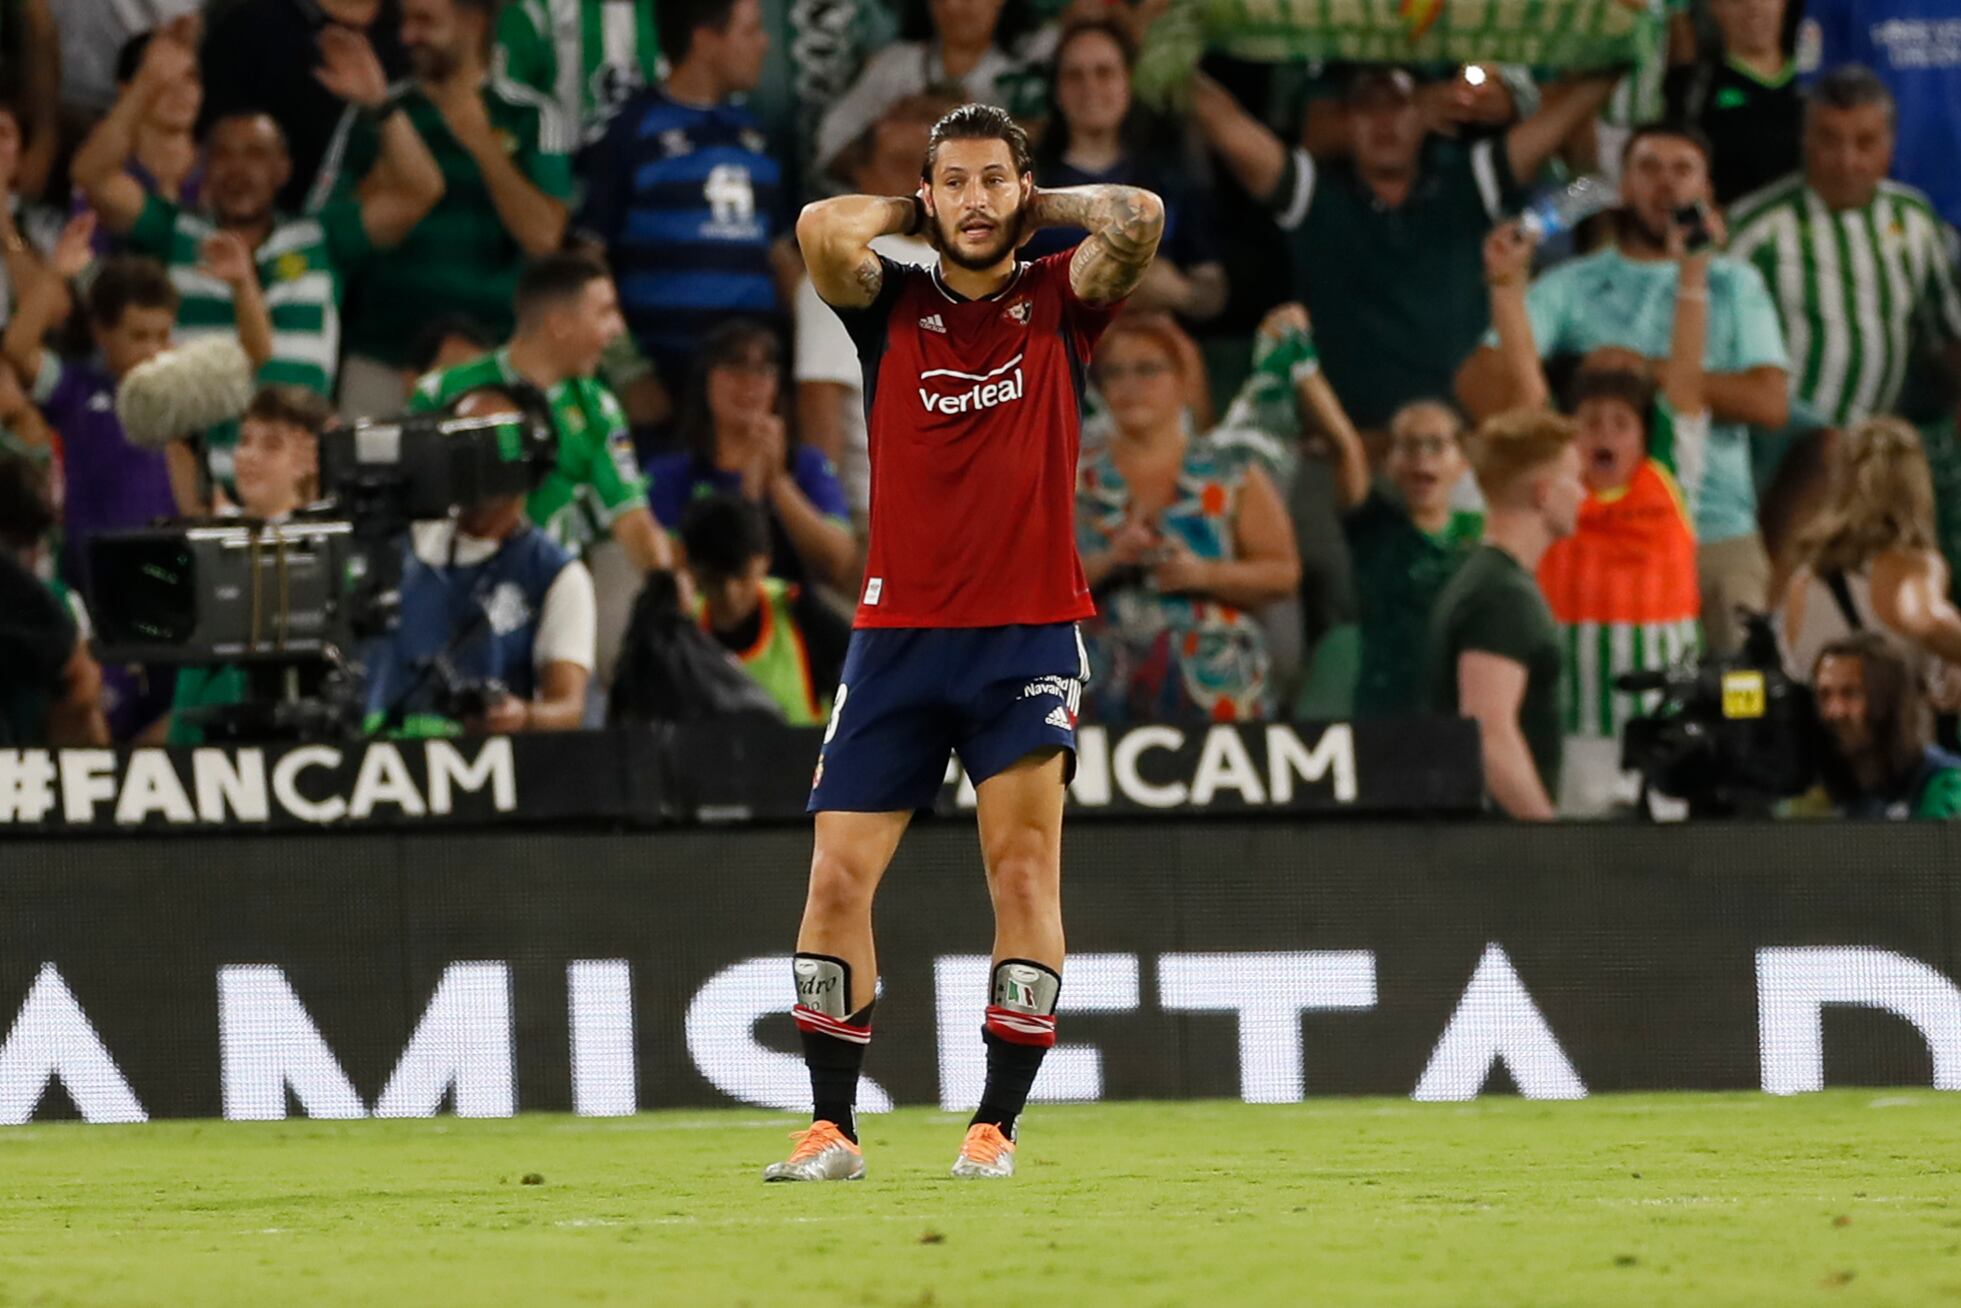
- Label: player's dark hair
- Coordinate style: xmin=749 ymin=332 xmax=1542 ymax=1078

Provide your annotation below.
xmin=87 ymin=255 xmax=179 ymax=328
xmin=923 ymin=104 xmax=1034 ymax=182
xmin=406 ymin=314 xmax=497 ymax=378
xmin=515 ymin=253 xmax=611 ymax=324
xmin=0 ymin=450 xmax=55 ymax=552
xmin=677 ymin=318 xmax=783 ymax=459
xmin=680 ymin=493 xmax=772 ymax=578
xmin=1808 ymin=64 xmax=1896 ymax=126
xmin=1814 ymin=631 xmax=1928 ymax=806
xmin=1566 ymin=367 xmax=1655 ymax=450
xmin=1620 ymin=120 xmax=1714 ymax=169
xmin=660 ymin=0 xmax=743 ymax=67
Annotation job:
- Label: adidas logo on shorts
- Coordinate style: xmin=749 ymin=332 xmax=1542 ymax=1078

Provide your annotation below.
xmin=1045 ymin=705 xmax=1073 ymax=730
xmin=919 ymin=313 xmax=946 ymax=334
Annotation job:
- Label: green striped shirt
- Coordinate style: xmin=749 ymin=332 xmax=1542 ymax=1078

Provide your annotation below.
xmin=408 ymin=348 xmax=646 ymax=552
xmin=1562 ymin=617 xmax=1701 ymax=739
xmin=1728 ymin=176 xmax=1961 ymax=427
xmin=312 ymin=77 xmax=575 ymax=365
xmin=496 ymin=0 xmax=660 ymax=143
xmin=128 ymin=194 xmax=372 ymax=396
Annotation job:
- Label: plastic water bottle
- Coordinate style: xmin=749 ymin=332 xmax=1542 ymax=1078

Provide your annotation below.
xmin=1518 ymin=175 xmax=1618 ymax=242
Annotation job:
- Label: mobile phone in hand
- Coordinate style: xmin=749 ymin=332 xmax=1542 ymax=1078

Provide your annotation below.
xmin=1673 ymin=200 xmax=1714 ymax=253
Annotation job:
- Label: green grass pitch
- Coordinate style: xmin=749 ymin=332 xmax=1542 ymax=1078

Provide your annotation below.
xmin=1 ymin=1092 xmax=1956 ymax=1306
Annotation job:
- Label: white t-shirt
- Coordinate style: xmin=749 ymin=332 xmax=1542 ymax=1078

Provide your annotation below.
xmin=793 ymin=233 xmax=935 ymax=517
xmin=409 ymin=520 xmax=598 ymax=673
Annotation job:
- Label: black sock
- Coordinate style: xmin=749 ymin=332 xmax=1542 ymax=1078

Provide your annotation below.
xmin=969 ymin=1026 xmax=1049 ymax=1139
xmin=797 ymin=1001 xmax=874 ymax=1142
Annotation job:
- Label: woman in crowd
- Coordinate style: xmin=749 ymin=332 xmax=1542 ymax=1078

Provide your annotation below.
xmin=814 ymin=0 xmax=1053 ymax=181
xmin=1778 ymin=417 xmax=1961 ymax=693
xmin=645 ymin=320 xmax=856 ymax=594
xmin=1027 ymin=20 xmax=1226 ymax=323
xmin=1076 ymin=314 xmax=1300 ymax=725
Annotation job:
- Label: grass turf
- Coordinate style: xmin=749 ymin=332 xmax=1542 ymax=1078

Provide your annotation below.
xmin=0 ymin=1092 xmax=1956 ymax=1306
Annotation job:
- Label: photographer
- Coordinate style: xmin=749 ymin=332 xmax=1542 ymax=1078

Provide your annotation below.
xmin=1811 ymin=633 xmax=1961 ymax=820
xmin=364 ymin=389 xmax=595 ymax=736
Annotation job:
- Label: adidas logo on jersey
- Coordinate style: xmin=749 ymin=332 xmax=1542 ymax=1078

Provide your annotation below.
xmin=919 ymin=313 xmax=946 ymax=333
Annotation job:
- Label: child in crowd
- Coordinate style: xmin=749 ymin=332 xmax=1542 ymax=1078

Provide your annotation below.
xmin=1487 ymin=218 xmax=1710 ymax=815
xmin=680 ymin=493 xmax=850 ymax=727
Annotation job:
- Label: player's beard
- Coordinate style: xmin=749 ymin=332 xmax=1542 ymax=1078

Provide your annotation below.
xmin=935 ymin=202 xmax=1026 ymax=272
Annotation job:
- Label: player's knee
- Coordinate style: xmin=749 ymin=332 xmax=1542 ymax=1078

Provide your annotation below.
xmin=804 ymin=847 xmax=878 ymax=922
xmin=986 ymin=851 xmax=1058 ymax=923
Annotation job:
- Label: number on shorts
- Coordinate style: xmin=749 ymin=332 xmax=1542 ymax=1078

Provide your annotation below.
xmin=822 ymin=683 xmax=848 ymax=744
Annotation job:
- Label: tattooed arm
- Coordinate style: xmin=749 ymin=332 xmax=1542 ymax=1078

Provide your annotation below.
xmin=1028 ymin=185 xmax=1166 ymax=307
xmin=796 ymin=194 xmax=921 ymax=309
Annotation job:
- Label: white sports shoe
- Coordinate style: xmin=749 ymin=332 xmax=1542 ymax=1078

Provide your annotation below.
xmin=763 ymin=1121 xmax=866 ymax=1182
xmin=949 ymin=1123 xmax=1016 ymax=1179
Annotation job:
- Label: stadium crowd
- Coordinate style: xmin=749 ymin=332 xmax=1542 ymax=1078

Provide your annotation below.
xmin=2 ymin=0 xmax=1959 ymax=821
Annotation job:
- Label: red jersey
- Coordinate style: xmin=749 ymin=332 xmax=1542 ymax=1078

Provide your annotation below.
xmin=832 ymin=251 xmax=1120 ymax=628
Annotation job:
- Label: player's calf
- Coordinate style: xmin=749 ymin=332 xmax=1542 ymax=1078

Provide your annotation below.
xmin=952 ymin=959 xmax=1060 ymax=1178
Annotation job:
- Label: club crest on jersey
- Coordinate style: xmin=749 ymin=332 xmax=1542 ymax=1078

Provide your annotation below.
xmin=1005 ymin=298 xmax=1032 ymax=326
xmin=917 ymin=354 xmax=1024 ymax=415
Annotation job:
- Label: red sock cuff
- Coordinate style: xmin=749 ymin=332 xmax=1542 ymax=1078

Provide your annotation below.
xmin=793 ymin=1004 xmax=872 ymax=1045
xmin=985 ymin=1005 xmax=1057 ymax=1048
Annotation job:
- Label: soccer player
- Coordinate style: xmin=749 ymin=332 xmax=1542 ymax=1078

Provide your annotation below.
xmin=765 ymin=104 xmax=1162 ymax=1182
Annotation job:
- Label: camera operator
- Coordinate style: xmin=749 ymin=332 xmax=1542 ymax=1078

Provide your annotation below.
xmin=1811 ymin=633 xmax=1961 ymax=820
xmin=364 ymin=389 xmax=595 ymax=735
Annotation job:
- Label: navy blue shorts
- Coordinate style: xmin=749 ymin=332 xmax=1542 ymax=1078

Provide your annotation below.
xmin=808 ymin=623 xmax=1090 ymax=813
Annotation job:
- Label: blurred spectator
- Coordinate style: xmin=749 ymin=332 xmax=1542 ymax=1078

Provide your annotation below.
xmin=0 ymin=449 xmax=108 ymax=746
xmin=9 ymin=0 xmax=63 ymax=199
xmin=77 ymin=22 xmax=443 ymax=415
xmin=1729 ymin=67 xmax=1961 ymax=430
xmin=1076 ymin=315 xmax=1300 ymax=724
xmin=1192 ymin=65 xmax=1619 ymax=432
xmin=400 ymin=312 xmax=496 ymax=399
xmin=2 ymin=250 xmax=179 ymax=595
xmin=680 ymin=492 xmax=849 ymax=724
xmin=795 ymin=94 xmax=940 ymax=522
xmin=1665 ymin=0 xmax=1802 ymax=204
xmin=0 ymin=102 xmax=66 ymax=327
xmin=200 ymin=0 xmax=409 ymax=211
xmin=1332 ymin=398 xmax=1483 ymax=718
xmin=1458 ymin=124 xmax=1791 ymax=656
xmin=408 ymin=252 xmax=671 ymax=573
xmin=1811 ymin=633 xmax=1961 ymax=819
xmin=315 ymin=0 xmax=573 ymax=417
xmin=53 ymin=0 xmax=197 ymax=119
xmin=648 ymin=319 xmax=855 ymax=593
xmin=366 ymin=387 xmax=596 ymax=734
xmin=1778 ymin=417 xmax=1961 ymax=687
xmin=167 ymin=386 xmax=333 ymax=745
xmin=1425 ymin=409 xmax=1584 ymax=821
xmin=496 ymin=0 xmax=660 ymax=146
xmin=1025 ymin=20 xmax=1224 ymax=323
xmin=70 ymin=28 xmax=207 ymax=257
xmin=813 ymin=0 xmax=1052 ymax=182
xmin=1797 ymin=0 xmax=1961 ymax=228
xmin=1485 ymin=213 xmax=1711 ymax=814
xmin=581 ymin=0 xmax=779 ymax=401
